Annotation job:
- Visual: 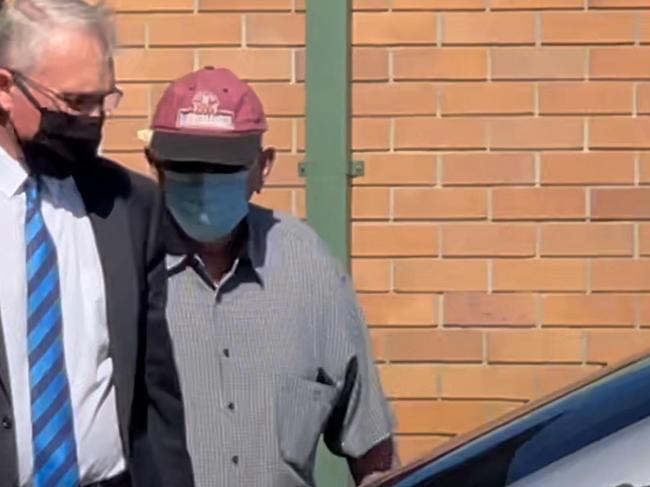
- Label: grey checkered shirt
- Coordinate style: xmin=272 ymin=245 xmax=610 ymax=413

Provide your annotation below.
xmin=165 ymin=205 xmax=394 ymax=487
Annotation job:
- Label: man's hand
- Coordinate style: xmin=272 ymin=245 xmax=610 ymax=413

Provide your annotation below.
xmin=349 ymin=437 xmax=399 ymax=486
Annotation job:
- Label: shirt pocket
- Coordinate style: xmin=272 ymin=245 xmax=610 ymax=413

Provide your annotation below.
xmin=276 ymin=374 xmax=338 ymax=483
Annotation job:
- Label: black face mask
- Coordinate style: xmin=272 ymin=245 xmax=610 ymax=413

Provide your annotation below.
xmin=13 ymin=78 xmax=104 ymax=176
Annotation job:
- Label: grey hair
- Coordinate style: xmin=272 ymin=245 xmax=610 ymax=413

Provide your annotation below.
xmin=0 ymin=0 xmax=116 ymax=72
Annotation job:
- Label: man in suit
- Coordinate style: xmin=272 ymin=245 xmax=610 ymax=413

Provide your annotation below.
xmin=0 ymin=1 xmax=194 ymax=486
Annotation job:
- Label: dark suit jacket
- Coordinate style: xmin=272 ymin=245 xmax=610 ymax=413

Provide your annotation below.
xmin=0 ymin=158 xmax=194 ymax=487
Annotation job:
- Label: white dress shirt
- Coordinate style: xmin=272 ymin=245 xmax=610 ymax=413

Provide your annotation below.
xmin=0 ymin=146 xmax=126 ymax=486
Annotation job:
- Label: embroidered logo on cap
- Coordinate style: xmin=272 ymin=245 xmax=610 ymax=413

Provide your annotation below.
xmin=176 ymin=91 xmax=235 ymax=131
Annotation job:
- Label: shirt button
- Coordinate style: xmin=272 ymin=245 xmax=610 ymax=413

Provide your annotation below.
xmin=2 ymin=416 xmax=12 ymax=429
xmin=227 ymin=402 xmax=235 ymax=411
xmin=223 ymin=349 xmax=230 ymax=358
xmin=232 ymin=455 xmax=239 ymax=465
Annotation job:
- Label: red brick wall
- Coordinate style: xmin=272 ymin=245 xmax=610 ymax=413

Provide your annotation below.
xmin=105 ymin=0 xmax=650 ymax=463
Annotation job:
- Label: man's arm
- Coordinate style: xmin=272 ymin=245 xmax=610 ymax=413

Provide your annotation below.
xmin=319 ymin=267 xmax=397 ymax=486
xmin=143 ymin=187 xmax=194 ymax=487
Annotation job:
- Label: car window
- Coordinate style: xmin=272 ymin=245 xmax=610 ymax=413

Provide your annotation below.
xmin=388 ymin=355 xmax=650 ymax=487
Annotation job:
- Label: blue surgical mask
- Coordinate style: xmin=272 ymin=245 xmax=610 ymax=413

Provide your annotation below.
xmin=164 ymin=169 xmax=250 ymax=242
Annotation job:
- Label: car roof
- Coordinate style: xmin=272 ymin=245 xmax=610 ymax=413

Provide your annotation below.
xmin=372 ymin=349 xmax=650 ymax=486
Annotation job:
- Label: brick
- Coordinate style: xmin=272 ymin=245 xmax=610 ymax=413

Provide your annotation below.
xmin=379 ymin=365 xmax=439 ymax=399
xmin=589 ymin=0 xmax=650 ymax=7
xmin=351 ymin=259 xmax=392 ymax=292
xmin=393 ymin=0 xmax=484 ymax=8
xmin=541 ymin=152 xmax=635 ymax=185
xmin=107 ymin=0 xmax=193 ymax=12
xmin=352 ymin=224 xmax=438 ymax=257
xmin=640 ymin=224 xmax=650 ymax=256
xmin=636 ymin=84 xmax=650 ymax=114
xmin=590 ymin=118 xmax=650 ymax=149
xmin=492 ymin=0 xmax=583 ymax=7
xmin=103 ymin=118 xmax=146 ymax=151
xmin=246 ymin=14 xmax=305 ymax=46
xmin=639 ymin=13 xmax=650 ymax=43
xmin=487 ymin=330 xmax=584 ymax=364
xmin=493 ymin=259 xmax=587 ymax=292
xmin=394 ymin=188 xmax=487 ymax=220
xmin=441 ymin=83 xmax=533 ymax=116
xmin=360 ymin=294 xmax=438 ymax=326
xmin=542 ymin=12 xmax=636 ymax=45
xmin=489 ymin=117 xmax=583 ymax=150
xmin=442 ymin=223 xmax=536 ymax=257
xmin=352 ymin=187 xmax=391 ymax=220
xmin=442 ymin=12 xmax=535 ymax=45
xmin=296 ymin=48 xmax=390 ymax=81
xmin=249 ymin=83 xmax=304 ymax=116
xmin=265 ymin=154 xmax=302 ymax=187
xmin=444 ymin=293 xmax=537 ymax=327
xmin=374 ymin=329 xmax=483 ymax=362
xmin=115 ymin=14 xmax=146 ymax=47
xmin=395 ymin=118 xmax=487 ymax=150
xmin=394 ymin=48 xmax=488 ymax=80
xmin=394 ymin=259 xmax=488 ymax=292
xmin=591 ymin=48 xmax=650 ymax=79
xmin=113 ymin=83 xmax=150 ymax=117
xmin=539 ymin=82 xmax=633 ymax=115
xmin=638 ymin=296 xmax=650 ymax=325
xmin=393 ymin=400 xmax=518 ymax=435
xmin=492 ymin=48 xmax=586 ymax=80
xmin=353 ymin=83 xmax=437 ymax=116
xmin=592 ymin=260 xmax=650 ymax=291
xmin=148 ymin=14 xmax=241 ymax=46
xmin=265 ymin=118 xmax=293 ymax=151
xmin=440 ymin=365 xmax=538 ymax=400
xmin=543 ymin=295 xmax=636 ymax=327
xmin=199 ymin=0 xmax=292 ymax=10
xmin=115 ymin=49 xmax=195 ymax=82
xmin=537 ymin=366 xmax=600 ymax=396
xmin=397 ymin=436 xmax=449 ymax=465
xmin=492 ymin=188 xmax=586 ymax=220
xmin=640 ymin=153 xmax=650 ymax=185
xmin=586 ymin=330 xmax=650 ymax=364
xmin=540 ymin=224 xmax=634 ymax=257
xmin=352 ymin=118 xmax=391 ymax=150
xmin=355 ymin=154 xmax=437 ymax=186
xmin=591 ymin=188 xmax=650 ymax=220
xmin=442 ymin=153 xmax=535 ymax=186
xmin=353 ymin=12 xmax=438 ymax=45
xmin=198 ymin=48 xmax=293 ymax=81
xmin=251 ymin=188 xmax=292 ymax=213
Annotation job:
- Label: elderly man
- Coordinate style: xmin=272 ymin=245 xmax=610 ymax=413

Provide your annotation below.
xmin=0 ymin=1 xmax=194 ymax=486
xmin=142 ymin=67 xmax=396 ymax=487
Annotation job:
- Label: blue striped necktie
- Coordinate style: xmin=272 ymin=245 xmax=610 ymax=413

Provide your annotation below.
xmin=25 ymin=178 xmax=81 ymax=487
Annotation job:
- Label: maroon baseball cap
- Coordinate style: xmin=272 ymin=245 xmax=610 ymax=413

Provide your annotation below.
xmin=145 ymin=67 xmax=268 ymax=167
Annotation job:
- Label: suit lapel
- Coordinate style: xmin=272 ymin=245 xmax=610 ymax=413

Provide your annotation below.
xmin=0 ymin=312 xmax=11 ymax=404
xmin=73 ymin=166 xmax=138 ymax=453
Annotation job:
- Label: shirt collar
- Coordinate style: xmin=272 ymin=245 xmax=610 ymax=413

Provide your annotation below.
xmin=168 ymin=208 xmax=268 ymax=287
xmin=0 ymin=144 xmax=28 ymax=198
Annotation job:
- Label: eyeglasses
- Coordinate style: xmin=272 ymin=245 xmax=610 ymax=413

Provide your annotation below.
xmin=11 ymin=70 xmax=123 ymax=115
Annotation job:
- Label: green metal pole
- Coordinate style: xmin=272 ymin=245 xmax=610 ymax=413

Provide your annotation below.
xmin=305 ymin=1 xmax=355 ymax=486
xmin=304 ymin=0 xmax=352 ymax=268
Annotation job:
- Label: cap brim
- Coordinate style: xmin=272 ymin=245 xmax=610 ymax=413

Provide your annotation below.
xmin=149 ymin=131 xmax=262 ymax=166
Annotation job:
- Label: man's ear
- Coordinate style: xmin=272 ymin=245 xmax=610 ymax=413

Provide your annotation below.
xmin=260 ymin=147 xmax=276 ymax=183
xmin=144 ymin=148 xmax=164 ymax=183
xmin=0 ymin=69 xmax=15 ymax=118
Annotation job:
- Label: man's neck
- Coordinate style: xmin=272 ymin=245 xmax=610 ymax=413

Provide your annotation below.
xmin=0 ymin=123 xmax=24 ymax=163
xmin=196 ymin=223 xmax=247 ymax=284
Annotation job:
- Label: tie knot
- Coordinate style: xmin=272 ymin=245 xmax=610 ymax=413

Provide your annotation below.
xmin=24 ymin=177 xmax=41 ymax=207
